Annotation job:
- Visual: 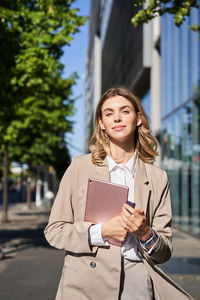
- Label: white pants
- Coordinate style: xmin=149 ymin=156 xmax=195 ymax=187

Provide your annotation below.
xmin=119 ymin=259 xmax=154 ymax=300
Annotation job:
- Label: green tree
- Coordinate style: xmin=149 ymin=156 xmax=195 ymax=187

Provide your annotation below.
xmin=0 ymin=5 xmax=21 ymax=222
xmin=0 ymin=0 xmax=87 ymax=220
xmin=7 ymin=74 xmax=75 ymax=208
xmin=131 ymin=0 xmax=200 ymax=35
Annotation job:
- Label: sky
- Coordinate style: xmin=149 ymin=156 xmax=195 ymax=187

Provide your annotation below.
xmin=61 ymin=0 xmax=91 ymax=158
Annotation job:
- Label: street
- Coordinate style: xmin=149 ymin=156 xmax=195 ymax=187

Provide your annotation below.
xmin=0 ymin=204 xmax=64 ymax=300
xmin=0 ymin=204 xmax=200 ymax=300
xmin=0 ymin=247 xmax=63 ymax=300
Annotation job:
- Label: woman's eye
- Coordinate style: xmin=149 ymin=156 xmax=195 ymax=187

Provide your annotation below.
xmin=106 ymin=113 xmax=112 ymax=116
xmin=122 ymin=110 xmax=129 ymax=114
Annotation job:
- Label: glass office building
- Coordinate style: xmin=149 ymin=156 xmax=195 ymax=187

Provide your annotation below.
xmin=142 ymin=90 xmax=151 ymax=121
xmin=160 ymin=8 xmax=200 ymax=235
xmin=87 ymin=0 xmax=200 ymax=237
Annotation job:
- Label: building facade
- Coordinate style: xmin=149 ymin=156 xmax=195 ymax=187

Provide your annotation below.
xmin=85 ymin=0 xmax=200 ymax=236
xmin=160 ymin=10 xmax=200 ymax=235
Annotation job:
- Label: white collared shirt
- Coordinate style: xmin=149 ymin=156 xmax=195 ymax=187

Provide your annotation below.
xmin=89 ymin=152 xmax=159 ymax=260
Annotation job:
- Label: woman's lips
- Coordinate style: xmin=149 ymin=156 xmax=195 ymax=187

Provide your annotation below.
xmin=112 ymin=125 xmax=126 ymax=131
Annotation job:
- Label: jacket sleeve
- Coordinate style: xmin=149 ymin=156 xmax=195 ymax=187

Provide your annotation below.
xmin=44 ymin=158 xmax=97 ymax=254
xmin=139 ymin=170 xmax=173 ymax=264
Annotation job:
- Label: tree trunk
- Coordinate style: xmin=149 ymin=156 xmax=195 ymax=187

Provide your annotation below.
xmin=2 ymin=148 xmax=8 ymax=223
xmin=26 ymin=166 xmax=32 ymax=209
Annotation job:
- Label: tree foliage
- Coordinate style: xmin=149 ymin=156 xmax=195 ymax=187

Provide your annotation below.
xmin=131 ymin=0 xmax=200 ymax=35
xmin=0 ymin=0 xmax=87 ymax=175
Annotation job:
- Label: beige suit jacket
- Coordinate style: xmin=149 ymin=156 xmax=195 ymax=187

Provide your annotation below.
xmin=44 ymin=154 xmax=193 ymax=300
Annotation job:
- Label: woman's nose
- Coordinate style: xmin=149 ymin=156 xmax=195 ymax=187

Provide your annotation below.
xmin=114 ymin=112 xmax=121 ymax=122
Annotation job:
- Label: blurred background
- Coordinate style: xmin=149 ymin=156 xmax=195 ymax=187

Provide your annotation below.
xmin=0 ymin=0 xmax=200 ymax=299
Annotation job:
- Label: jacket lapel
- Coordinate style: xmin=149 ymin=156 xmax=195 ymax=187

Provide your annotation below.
xmin=94 ymin=157 xmax=110 ymax=182
xmin=134 ymin=156 xmax=151 ymax=218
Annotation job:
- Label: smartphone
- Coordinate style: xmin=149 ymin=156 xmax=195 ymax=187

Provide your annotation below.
xmin=127 ymin=201 xmax=135 ymax=209
xmin=126 ymin=201 xmax=135 ymax=215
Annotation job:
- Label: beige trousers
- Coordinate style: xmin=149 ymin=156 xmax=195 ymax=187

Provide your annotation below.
xmin=119 ymin=259 xmax=154 ymax=300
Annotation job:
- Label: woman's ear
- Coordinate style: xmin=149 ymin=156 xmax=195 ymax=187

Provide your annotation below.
xmin=99 ymin=118 xmax=105 ymax=130
xmin=136 ymin=113 xmax=142 ymax=127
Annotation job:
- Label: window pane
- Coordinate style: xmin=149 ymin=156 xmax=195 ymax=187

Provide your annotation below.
xmin=181 ymin=103 xmax=192 ymax=231
xmin=192 ymin=97 xmax=200 ymax=235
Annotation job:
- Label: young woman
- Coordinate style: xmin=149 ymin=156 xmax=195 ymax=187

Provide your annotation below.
xmin=44 ymin=87 xmax=192 ymax=300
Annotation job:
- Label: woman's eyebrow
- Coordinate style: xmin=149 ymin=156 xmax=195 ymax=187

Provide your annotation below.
xmin=102 ymin=107 xmax=113 ymax=113
xmin=103 ymin=105 xmax=132 ymax=113
xmin=120 ymin=105 xmax=132 ymax=110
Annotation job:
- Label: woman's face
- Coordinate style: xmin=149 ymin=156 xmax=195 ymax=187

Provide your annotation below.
xmin=99 ymin=95 xmax=142 ymax=144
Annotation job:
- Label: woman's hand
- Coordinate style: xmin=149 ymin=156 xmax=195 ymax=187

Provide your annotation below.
xmin=121 ymin=204 xmax=153 ymax=242
xmin=101 ymin=216 xmax=128 ymax=242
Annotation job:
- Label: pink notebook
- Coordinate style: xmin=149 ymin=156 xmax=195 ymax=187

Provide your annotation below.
xmin=84 ymin=178 xmax=129 ymax=246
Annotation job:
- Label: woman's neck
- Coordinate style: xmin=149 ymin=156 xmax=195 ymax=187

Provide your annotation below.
xmin=109 ymin=141 xmax=135 ymax=164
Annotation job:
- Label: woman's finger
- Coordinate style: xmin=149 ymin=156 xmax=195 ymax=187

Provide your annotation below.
xmin=120 ymin=217 xmax=129 ymax=230
xmin=121 ymin=211 xmax=131 ymax=226
xmin=136 ymin=208 xmax=144 ymax=215
xmin=123 ymin=204 xmax=135 ymax=216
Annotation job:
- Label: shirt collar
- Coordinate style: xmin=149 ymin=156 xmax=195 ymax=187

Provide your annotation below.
xmin=107 ymin=151 xmax=137 ymax=176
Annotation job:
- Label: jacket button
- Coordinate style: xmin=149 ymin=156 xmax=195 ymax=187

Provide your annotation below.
xmin=90 ymin=261 xmax=96 ymax=268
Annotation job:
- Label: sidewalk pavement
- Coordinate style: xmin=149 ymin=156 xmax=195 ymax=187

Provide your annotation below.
xmin=161 ymin=228 xmax=200 ymax=299
xmin=0 ymin=203 xmax=63 ymax=300
xmin=0 ymin=203 xmax=200 ymax=299
xmin=0 ymin=203 xmax=50 ymax=257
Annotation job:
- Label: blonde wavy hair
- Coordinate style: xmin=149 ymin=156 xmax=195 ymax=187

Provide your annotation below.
xmin=89 ymin=87 xmax=158 ymax=165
